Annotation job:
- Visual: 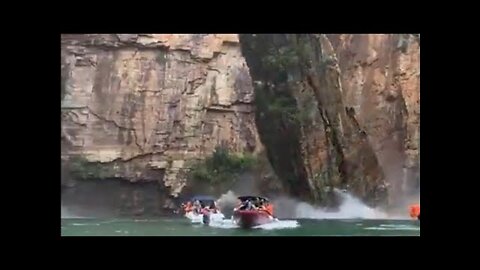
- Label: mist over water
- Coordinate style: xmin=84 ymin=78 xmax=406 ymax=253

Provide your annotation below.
xmin=213 ymin=161 xmax=412 ymax=221
xmin=216 ymin=172 xmax=261 ymax=217
xmin=217 ymin=188 xmax=408 ymax=220
xmin=292 ymin=192 xmax=388 ymax=220
xmin=62 ymin=170 xmax=416 ymax=220
xmin=61 ymin=205 xmax=84 ymax=218
xmin=61 ymin=205 xmax=78 ymax=218
xmin=216 ymin=190 xmax=239 ymax=217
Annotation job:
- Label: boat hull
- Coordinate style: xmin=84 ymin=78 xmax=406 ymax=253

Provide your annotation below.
xmin=233 ymin=210 xmax=273 ymax=229
xmin=185 ymin=211 xmax=225 ymax=224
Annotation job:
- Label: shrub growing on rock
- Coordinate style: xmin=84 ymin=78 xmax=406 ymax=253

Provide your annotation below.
xmin=188 ymin=146 xmax=256 ymax=191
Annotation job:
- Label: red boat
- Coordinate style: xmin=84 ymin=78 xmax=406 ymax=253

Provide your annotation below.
xmin=233 ymin=196 xmax=275 ymax=229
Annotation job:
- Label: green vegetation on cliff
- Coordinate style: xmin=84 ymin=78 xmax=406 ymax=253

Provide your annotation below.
xmin=239 ymin=34 xmax=318 ymax=201
xmin=240 ymin=34 xmax=390 ymax=207
xmin=261 ymin=47 xmax=299 ymax=72
xmin=188 ymin=146 xmax=255 ymax=185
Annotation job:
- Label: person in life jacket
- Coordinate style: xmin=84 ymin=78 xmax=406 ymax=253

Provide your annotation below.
xmin=409 ymin=204 xmax=420 ymax=220
xmin=257 ymin=200 xmax=266 ymax=211
xmin=193 ymin=200 xmax=202 ymax=214
xmin=247 ymin=200 xmax=257 ymax=210
xmin=201 ymin=207 xmax=210 ymax=215
xmin=183 ymin=201 xmax=193 ymax=213
xmin=208 ymin=201 xmax=218 ymax=214
xmin=234 ymin=199 xmax=243 ymax=211
xmin=256 ymin=199 xmax=274 ymax=217
xmin=265 ymin=203 xmax=274 ymax=217
xmin=238 ymin=200 xmax=248 ymax=210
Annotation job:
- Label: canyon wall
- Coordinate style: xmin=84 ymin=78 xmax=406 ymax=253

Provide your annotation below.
xmin=328 ymin=34 xmax=420 ymax=205
xmin=239 ymin=34 xmax=419 ymax=207
xmin=61 ymin=34 xmax=419 ymax=208
xmin=61 ymin=34 xmax=261 ymax=197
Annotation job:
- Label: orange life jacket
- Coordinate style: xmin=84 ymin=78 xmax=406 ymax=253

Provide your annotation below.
xmin=409 ymin=204 xmax=420 ymax=219
xmin=184 ymin=202 xmax=193 ymax=212
xmin=265 ymin=204 xmax=274 ymax=216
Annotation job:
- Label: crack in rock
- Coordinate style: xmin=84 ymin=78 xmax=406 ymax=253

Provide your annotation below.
xmin=88 ymin=107 xmax=145 ymax=153
xmin=207 ymin=67 xmax=221 ymax=73
xmin=137 ymin=89 xmax=162 ymax=93
xmin=133 ymin=129 xmax=144 ymax=153
xmin=88 ymin=107 xmax=135 ymax=130
xmin=102 ymin=151 xmax=166 ymax=164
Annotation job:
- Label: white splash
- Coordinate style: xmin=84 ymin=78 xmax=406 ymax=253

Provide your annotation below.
xmin=216 ymin=190 xmax=239 ymax=214
xmin=294 ymin=191 xmax=392 ymax=220
xmin=364 ymin=224 xmax=420 ymax=231
xmin=185 ymin=212 xmax=226 ymax=224
xmin=255 ymin=219 xmax=299 ymax=230
xmin=208 ymin=218 xmax=299 ymax=230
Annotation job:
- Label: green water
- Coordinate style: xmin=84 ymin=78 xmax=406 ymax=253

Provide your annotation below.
xmin=61 ymin=218 xmax=420 ymax=236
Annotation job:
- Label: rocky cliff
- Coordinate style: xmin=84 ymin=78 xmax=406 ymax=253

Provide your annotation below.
xmin=328 ymin=34 xmax=420 ymax=205
xmin=61 ymin=34 xmax=419 ymax=209
xmin=239 ymin=34 xmax=419 ymax=207
xmin=61 ymin=34 xmax=261 ymax=197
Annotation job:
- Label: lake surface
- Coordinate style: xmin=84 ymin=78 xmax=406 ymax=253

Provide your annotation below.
xmin=61 ymin=217 xmax=420 ymax=236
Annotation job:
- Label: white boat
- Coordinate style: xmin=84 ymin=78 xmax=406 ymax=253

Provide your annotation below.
xmin=182 ymin=195 xmax=225 ymax=225
xmin=185 ymin=211 xmax=225 ymax=224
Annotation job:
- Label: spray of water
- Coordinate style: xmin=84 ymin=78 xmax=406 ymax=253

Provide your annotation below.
xmin=215 ymin=172 xmax=260 ymax=217
xmin=208 ymin=218 xmax=299 ymax=230
xmin=294 ymin=192 xmax=389 ymax=219
xmin=275 ymin=190 xmax=408 ymax=220
xmin=216 ymin=187 xmax=407 ymax=222
xmin=61 ymin=204 xmax=84 ymax=219
xmin=216 ymin=190 xmax=239 ymax=217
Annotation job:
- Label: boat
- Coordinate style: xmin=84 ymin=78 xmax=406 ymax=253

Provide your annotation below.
xmin=182 ymin=195 xmax=225 ymax=225
xmin=232 ymin=195 xmax=275 ymax=229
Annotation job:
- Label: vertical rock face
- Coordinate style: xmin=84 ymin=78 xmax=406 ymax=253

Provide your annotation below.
xmin=61 ymin=34 xmax=261 ymax=196
xmin=61 ymin=34 xmax=419 ymax=207
xmin=328 ymin=34 xmax=420 ymax=204
xmin=239 ymin=34 xmax=419 ymax=207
